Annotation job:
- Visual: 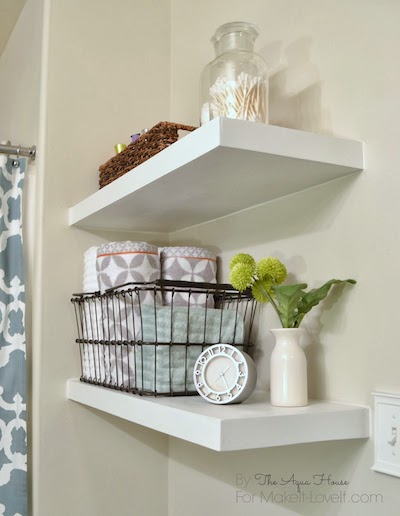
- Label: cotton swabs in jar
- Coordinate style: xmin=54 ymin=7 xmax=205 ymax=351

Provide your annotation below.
xmin=208 ymin=72 xmax=267 ymax=122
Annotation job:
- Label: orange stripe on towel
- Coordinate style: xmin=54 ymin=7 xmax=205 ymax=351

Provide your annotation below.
xmin=97 ymin=251 xmax=159 ymax=258
xmin=165 ymin=255 xmax=216 ymax=262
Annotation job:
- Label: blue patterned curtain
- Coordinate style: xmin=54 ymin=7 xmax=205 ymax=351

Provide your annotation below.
xmin=0 ymin=156 xmax=27 ymax=516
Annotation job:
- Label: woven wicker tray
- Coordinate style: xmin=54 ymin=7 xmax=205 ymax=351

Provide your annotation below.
xmin=99 ymin=121 xmax=197 ymax=188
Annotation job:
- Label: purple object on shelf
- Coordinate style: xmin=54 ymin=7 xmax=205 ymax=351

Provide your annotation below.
xmin=131 ymin=133 xmax=140 ymax=143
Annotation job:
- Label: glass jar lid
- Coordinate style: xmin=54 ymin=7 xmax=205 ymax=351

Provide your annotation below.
xmin=210 ymin=21 xmax=260 ymax=45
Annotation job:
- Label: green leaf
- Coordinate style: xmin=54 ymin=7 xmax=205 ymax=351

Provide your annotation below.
xmin=296 ymin=279 xmax=356 ymax=327
xmin=272 ymin=284 xmax=308 ymax=328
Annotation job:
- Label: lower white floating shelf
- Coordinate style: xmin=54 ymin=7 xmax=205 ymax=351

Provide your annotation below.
xmin=66 ymin=379 xmax=370 ymax=452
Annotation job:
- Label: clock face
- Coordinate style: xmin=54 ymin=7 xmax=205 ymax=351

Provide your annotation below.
xmin=194 ymin=344 xmax=249 ymax=404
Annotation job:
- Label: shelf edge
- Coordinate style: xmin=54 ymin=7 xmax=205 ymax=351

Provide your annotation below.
xmin=66 ymin=379 xmax=370 ymax=452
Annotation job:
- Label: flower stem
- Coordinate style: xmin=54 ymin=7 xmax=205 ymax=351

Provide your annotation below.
xmin=254 ymin=280 xmax=284 ymax=327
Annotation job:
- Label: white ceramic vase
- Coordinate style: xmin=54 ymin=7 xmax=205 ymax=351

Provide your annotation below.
xmin=270 ymin=328 xmax=308 ymax=407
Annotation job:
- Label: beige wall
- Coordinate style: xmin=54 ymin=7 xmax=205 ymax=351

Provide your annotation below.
xmin=0 ymin=0 xmax=27 ymax=56
xmin=34 ymin=0 xmax=171 ymax=515
xmin=0 ymin=0 xmax=40 ymax=144
xmin=168 ymin=0 xmax=400 ymax=514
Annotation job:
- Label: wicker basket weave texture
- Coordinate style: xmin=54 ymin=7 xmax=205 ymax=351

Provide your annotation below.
xmin=99 ymin=121 xmax=197 ymax=188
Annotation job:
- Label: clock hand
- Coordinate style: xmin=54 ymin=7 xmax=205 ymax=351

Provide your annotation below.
xmin=222 ymin=365 xmax=231 ymax=375
xmin=215 ymin=365 xmax=232 ymax=383
xmin=221 ymin=375 xmax=229 ymax=390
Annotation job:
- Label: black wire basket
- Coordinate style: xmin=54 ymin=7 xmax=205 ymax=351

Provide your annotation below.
xmin=71 ymin=280 xmax=256 ymax=397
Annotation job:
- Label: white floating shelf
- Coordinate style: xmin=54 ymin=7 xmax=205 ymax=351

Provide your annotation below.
xmin=69 ymin=118 xmax=364 ymax=233
xmin=67 ymin=379 xmax=370 ymax=452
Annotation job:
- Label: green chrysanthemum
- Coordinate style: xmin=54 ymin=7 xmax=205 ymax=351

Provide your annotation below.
xmin=257 ymin=257 xmax=287 ymax=284
xmin=229 ymin=263 xmax=254 ymax=291
xmin=230 ymin=253 xmax=256 ymax=273
xmin=252 ymin=280 xmax=274 ymax=303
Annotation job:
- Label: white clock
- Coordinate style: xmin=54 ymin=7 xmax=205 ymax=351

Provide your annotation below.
xmin=193 ymin=344 xmax=257 ymax=404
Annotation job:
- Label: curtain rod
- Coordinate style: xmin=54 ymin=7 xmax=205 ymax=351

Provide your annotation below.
xmin=0 ymin=142 xmax=36 ymax=160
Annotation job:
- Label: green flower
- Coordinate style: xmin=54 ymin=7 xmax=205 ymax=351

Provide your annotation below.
xmin=230 ymin=253 xmax=256 ymax=273
xmin=252 ymin=280 xmax=274 ymax=303
xmin=229 ymin=263 xmax=254 ymax=291
xmin=257 ymin=257 xmax=287 ymax=284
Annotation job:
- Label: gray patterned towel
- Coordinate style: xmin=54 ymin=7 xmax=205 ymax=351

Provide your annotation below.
xmin=96 ymin=241 xmax=161 ymax=301
xmin=160 ymin=246 xmax=217 ymax=307
xmin=95 ymin=241 xmax=162 ymax=386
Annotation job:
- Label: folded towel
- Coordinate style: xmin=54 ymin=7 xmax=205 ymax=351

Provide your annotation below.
xmin=136 ymin=304 xmax=245 ymax=393
xmin=83 ymin=246 xmax=99 ymax=293
xmin=108 ymin=342 xmax=132 ymax=388
xmin=81 ymin=247 xmax=104 ymax=381
xmin=135 ymin=344 xmax=203 ymax=394
xmin=80 ymin=296 xmax=104 ymax=340
xmin=97 ymin=241 xmax=161 ymax=296
xmin=139 ymin=304 xmax=244 ymax=344
xmin=82 ymin=342 xmax=109 ymax=383
xmin=160 ymin=246 xmax=217 ymax=308
xmin=103 ymin=302 xmax=244 ymax=343
xmin=80 ymin=295 xmax=106 ymax=382
xmin=108 ymin=305 xmax=244 ymax=393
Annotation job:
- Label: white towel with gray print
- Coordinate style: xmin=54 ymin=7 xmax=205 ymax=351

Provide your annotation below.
xmin=96 ymin=241 xmax=161 ymax=294
xmin=160 ymin=246 xmax=217 ymax=308
xmin=96 ymin=241 xmax=162 ymax=384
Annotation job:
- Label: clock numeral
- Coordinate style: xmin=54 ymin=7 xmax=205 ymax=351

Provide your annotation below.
xmin=199 ymin=357 xmax=207 ymax=364
xmin=208 ymin=347 xmax=215 ymax=357
xmin=239 ymin=372 xmax=245 ymax=378
xmin=236 ymin=384 xmax=242 ymax=390
xmin=219 ymin=345 xmax=226 ymax=353
xmin=231 ymin=350 xmax=243 ymax=363
xmin=195 ymin=370 xmax=201 ymax=376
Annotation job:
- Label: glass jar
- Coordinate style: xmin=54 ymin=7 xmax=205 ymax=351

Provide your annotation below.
xmin=200 ymin=22 xmax=268 ymax=126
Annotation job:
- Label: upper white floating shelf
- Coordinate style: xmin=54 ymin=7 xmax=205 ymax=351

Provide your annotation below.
xmin=69 ymin=117 xmax=364 ymax=233
xmin=67 ymin=379 xmax=370 ymax=452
